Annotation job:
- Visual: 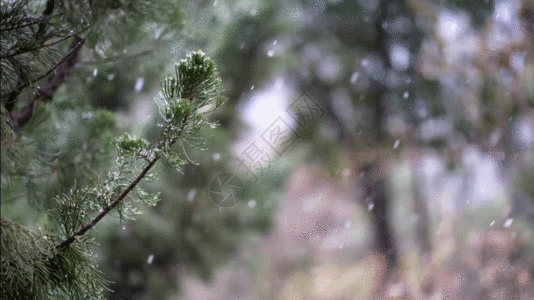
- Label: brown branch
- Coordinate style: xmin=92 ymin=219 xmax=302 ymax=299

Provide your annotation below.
xmin=0 ymin=28 xmax=87 ymax=60
xmin=0 ymin=12 xmax=63 ymax=32
xmin=55 ymin=76 xmax=198 ymax=249
xmin=8 ymin=36 xmax=85 ymax=132
xmin=1 ymin=34 xmax=86 ymax=104
xmin=55 ymin=101 xmax=195 ymax=249
xmin=55 ymin=156 xmax=160 ymax=249
xmin=36 ymin=0 xmax=55 ymax=37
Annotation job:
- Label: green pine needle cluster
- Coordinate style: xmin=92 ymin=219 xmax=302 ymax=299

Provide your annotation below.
xmin=1 ymin=0 xmax=89 ymax=92
xmin=1 ymin=50 xmax=227 ymax=299
xmin=1 ymin=1 xmax=232 ymax=298
xmin=1 ymin=215 xmax=107 ymax=300
xmin=158 ymin=50 xmax=227 ymax=168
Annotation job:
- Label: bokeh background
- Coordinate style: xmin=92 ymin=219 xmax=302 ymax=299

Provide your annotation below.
xmin=2 ymin=0 xmax=534 ymax=299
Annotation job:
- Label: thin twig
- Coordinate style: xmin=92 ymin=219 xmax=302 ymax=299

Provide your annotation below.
xmin=55 ymin=156 xmax=160 ymax=249
xmin=55 ymin=122 xmax=187 ymax=249
xmin=0 ymin=12 xmax=63 ymax=32
xmin=55 ymin=83 xmax=196 ymax=249
xmin=0 ymin=27 xmax=89 ymax=59
xmin=179 ymin=139 xmax=200 ymax=165
xmin=1 ymin=36 xmax=85 ymax=103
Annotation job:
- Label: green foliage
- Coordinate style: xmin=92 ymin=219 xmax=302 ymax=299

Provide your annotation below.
xmin=0 ymin=0 xmax=246 ymax=298
xmin=1 ymin=0 xmax=74 ymax=91
xmin=157 ymin=50 xmax=227 ymax=168
xmin=1 ymin=104 xmax=117 ymax=219
xmin=116 ymin=133 xmax=151 ymax=156
xmin=1 ymin=216 xmax=56 ymax=300
xmin=51 ymin=186 xmax=93 ymax=238
xmin=1 ymin=215 xmax=107 ymax=300
xmin=0 ymin=105 xmax=19 ymax=173
xmin=1 ymin=0 xmax=185 ymax=110
xmin=2 ymin=47 xmax=228 ymax=298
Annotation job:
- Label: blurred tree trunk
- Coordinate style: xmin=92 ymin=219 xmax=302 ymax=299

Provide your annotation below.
xmin=366 ymin=0 xmax=399 ymax=272
xmin=360 ymin=160 xmax=398 ymax=273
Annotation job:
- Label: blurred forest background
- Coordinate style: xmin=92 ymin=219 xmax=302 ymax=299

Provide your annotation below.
xmin=2 ymin=0 xmax=534 ymax=299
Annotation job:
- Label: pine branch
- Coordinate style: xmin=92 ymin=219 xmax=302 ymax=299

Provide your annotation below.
xmin=36 ymin=0 xmax=55 ymax=37
xmin=55 ymin=125 xmax=186 ymax=249
xmin=0 ymin=28 xmax=87 ymax=60
xmin=0 ymin=12 xmax=63 ymax=32
xmin=55 ymin=155 xmax=160 ymax=249
xmin=6 ymin=35 xmax=85 ymax=131
xmin=1 ymin=35 xmax=85 ymax=102
xmin=55 ymin=118 xmax=188 ymax=249
xmin=55 ymin=49 xmax=226 ymax=254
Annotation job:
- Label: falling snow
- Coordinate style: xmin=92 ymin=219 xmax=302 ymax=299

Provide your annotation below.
xmin=248 ymin=199 xmax=257 ymax=208
xmin=350 ymin=72 xmax=359 ymax=84
xmin=187 ymin=189 xmax=196 ymax=202
xmin=503 ymin=218 xmax=514 ymax=228
xmin=135 ymin=77 xmax=144 ymax=92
